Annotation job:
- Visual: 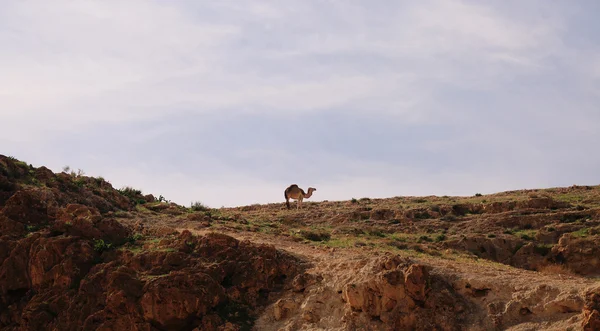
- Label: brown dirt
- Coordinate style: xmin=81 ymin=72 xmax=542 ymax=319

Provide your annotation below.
xmin=1 ymin=154 xmax=600 ymax=330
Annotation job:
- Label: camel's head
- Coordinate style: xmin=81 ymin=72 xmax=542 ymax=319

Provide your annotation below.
xmin=308 ymin=187 xmax=316 ymax=193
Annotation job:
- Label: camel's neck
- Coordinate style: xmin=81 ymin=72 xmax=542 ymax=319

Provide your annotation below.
xmin=304 ymin=190 xmax=314 ymax=199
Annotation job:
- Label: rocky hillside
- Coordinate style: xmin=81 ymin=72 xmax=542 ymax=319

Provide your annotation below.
xmin=1 ymin=154 xmax=599 ymax=330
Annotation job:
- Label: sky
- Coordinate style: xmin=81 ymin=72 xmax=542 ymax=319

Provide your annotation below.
xmin=1 ymin=1 xmax=599 ymax=207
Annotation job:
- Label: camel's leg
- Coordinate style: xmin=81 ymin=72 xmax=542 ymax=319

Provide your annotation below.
xmin=297 ymin=196 xmax=303 ymax=209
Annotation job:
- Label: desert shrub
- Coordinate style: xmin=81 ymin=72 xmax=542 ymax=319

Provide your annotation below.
xmin=299 ymin=229 xmax=331 ymax=242
xmin=93 ymin=239 xmax=113 ymax=253
xmin=190 ymin=201 xmax=210 ymax=212
xmin=435 ymin=234 xmax=446 ymax=242
xmin=414 ymin=211 xmax=432 ymax=219
xmin=520 ymin=234 xmax=533 ymax=240
xmin=533 ymin=244 xmax=553 ymax=256
xmin=118 ymin=186 xmax=142 ymax=198
xmin=418 ymin=235 xmax=432 ymax=242
xmin=441 ymin=215 xmax=457 ymax=221
xmin=487 ymin=233 xmax=496 ymax=238
xmin=474 ymin=193 xmax=483 ymax=197
xmin=367 ymin=230 xmax=385 ymax=238
xmin=128 ymin=233 xmax=143 ymax=243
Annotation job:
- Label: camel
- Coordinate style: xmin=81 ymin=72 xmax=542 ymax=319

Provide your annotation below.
xmin=284 ymin=184 xmax=316 ymax=209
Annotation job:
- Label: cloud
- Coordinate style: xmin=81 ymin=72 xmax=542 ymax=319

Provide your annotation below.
xmin=1 ymin=0 xmax=599 ymax=206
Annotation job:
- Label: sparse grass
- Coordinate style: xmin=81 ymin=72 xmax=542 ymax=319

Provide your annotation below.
xmin=537 ymin=263 xmax=575 ymax=276
xmin=321 ymin=237 xmax=357 ymax=248
xmin=571 ymin=228 xmax=589 ymax=238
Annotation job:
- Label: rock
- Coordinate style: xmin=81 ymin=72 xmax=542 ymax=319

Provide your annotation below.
xmin=404 ymin=264 xmax=428 ymax=302
xmin=141 ymin=271 xmax=226 ymax=329
xmin=273 ymin=298 xmax=297 ymax=321
xmin=483 ymin=201 xmax=517 ymax=213
xmin=2 ymin=189 xmax=56 ymax=225
xmin=51 ymin=204 xmax=131 ymax=245
xmin=143 ymin=194 xmax=155 ymax=203
xmin=292 ymin=273 xmax=322 ymax=292
xmin=517 ymin=197 xmax=570 ymax=210
xmin=582 ymin=288 xmax=600 ymax=331
xmin=549 ymin=234 xmax=600 ymax=276
xmin=370 ymin=209 xmax=395 ymax=220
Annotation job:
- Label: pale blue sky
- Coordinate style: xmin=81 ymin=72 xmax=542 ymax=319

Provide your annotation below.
xmin=1 ymin=1 xmax=599 ymax=207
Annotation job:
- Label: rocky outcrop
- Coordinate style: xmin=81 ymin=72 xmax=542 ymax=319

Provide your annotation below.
xmin=548 ymin=233 xmax=600 ymax=276
xmin=583 ymin=287 xmax=600 ymax=331
xmin=259 ymin=255 xmax=476 ymax=331
xmin=445 ymin=236 xmax=523 ymax=264
xmin=0 ymin=226 xmax=301 ymax=330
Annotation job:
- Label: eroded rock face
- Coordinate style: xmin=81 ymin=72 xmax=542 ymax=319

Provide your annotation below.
xmin=0 ymin=161 xmax=304 ymax=331
xmin=2 ymin=189 xmax=57 ymax=226
xmin=51 ymin=204 xmax=131 ymax=245
xmin=0 ymin=222 xmax=302 ymax=330
xmin=583 ymin=288 xmax=600 ymax=331
xmin=446 ymin=236 xmax=523 ymax=265
xmin=257 ymin=255 xmax=474 ymax=331
xmin=549 ymin=234 xmax=600 ymax=276
xmin=341 ymin=258 xmax=470 ymax=330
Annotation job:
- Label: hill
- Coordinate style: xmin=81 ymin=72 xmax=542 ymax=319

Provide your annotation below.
xmin=0 ymin=154 xmax=599 ymax=330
